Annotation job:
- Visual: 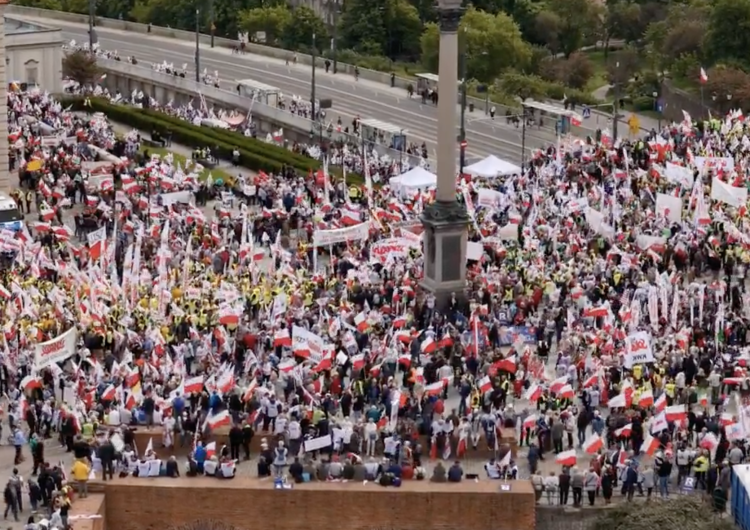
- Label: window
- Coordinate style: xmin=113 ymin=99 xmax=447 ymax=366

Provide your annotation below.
xmin=24 ymin=59 xmax=38 ymax=85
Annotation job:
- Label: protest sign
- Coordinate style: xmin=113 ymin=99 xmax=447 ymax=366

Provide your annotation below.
xmin=35 ymin=328 xmax=77 ymax=370
xmin=624 ymin=331 xmax=655 ymax=368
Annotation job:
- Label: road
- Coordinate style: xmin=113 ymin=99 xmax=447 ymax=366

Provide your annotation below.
xmin=27 ymin=16 xmax=620 ymax=166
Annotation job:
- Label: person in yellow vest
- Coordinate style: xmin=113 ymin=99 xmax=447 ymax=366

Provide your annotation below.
xmin=665 ymin=379 xmax=676 ymax=406
xmin=692 ymin=449 xmax=709 ymax=490
xmin=71 ymin=458 xmax=91 ymax=498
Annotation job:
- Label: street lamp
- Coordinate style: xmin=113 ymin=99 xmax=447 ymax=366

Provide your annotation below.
xmin=209 ymin=0 xmax=215 ymax=48
xmin=612 ymin=61 xmax=620 ymax=143
xmin=195 ymin=8 xmax=201 ymax=83
xmin=311 ymin=32 xmax=317 ymax=124
xmin=459 ymin=27 xmax=467 ymax=176
xmin=330 ymin=0 xmax=341 ymax=74
xmin=652 ymin=91 xmax=661 ymax=131
xmin=88 ymin=0 xmax=96 ymax=52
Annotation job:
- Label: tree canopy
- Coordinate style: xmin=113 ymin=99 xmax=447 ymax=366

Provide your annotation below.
xmin=62 ymin=50 xmax=100 ymax=86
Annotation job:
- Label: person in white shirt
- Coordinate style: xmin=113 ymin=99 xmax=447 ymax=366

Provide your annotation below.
xmin=364 ymin=418 xmax=379 ymax=456
xmin=485 ymin=459 xmax=501 ymax=479
xmin=274 ymin=414 xmax=288 ymax=437
xmin=163 ymin=415 xmax=175 ymax=448
xmin=287 ymin=418 xmax=302 ymax=455
xmin=262 ymin=396 xmax=279 ymax=431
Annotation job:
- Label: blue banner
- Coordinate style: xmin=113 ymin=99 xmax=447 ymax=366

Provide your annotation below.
xmin=497 ymin=326 xmax=537 ymax=346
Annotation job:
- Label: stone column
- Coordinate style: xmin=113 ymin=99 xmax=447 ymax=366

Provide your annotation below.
xmin=420 ymin=0 xmax=469 ymax=306
xmin=0 ymin=0 xmax=10 ymax=192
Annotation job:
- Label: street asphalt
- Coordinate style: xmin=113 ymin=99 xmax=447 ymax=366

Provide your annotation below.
xmin=23 ymin=16 xmax=632 ymax=166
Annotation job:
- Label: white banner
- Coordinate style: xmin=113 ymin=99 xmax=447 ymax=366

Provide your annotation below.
xmin=87 ymin=226 xmax=106 ymax=247
xmin=711 ymin=177 xmax=748 ymax=208
xmin=476 ymin=189 xmax=504 ymax=209
xmin=35 ymin=327 xmax=78 ymax=369
xmin=312 ymin=221 xmax=370 ymax=247
xmin=304 ymin=434 xmax=332 ymax=452
xmin=664 ymin=162 xmax=694 ymax=188
xmin=567 ymin=197 xmax=589 ymax=214
xmin=585 ymin=208 xmax=614 ymax=238
xmin=370 ymin=237 xmax=421 ymax=263
xmin=655 ymin=193 xmax=682 ymax=223
xmin=696 ymin=156 xmax=735 ymax=172
xmin=292 ymin=325 xmax=333 ymax=364
xmin=160 ymin=191 xmax=193 ymax=206
xmin=635 ymin=235 xmax=666 ymax=251
xmin=624 ymin=331 xmax=655 ymax=368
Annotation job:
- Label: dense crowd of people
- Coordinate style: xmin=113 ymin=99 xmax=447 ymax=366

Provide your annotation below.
xmin=2 ymin=70 xmax=750 ymax=529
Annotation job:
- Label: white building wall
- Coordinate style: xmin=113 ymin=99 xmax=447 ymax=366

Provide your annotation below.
xmin=6 ymin=26 xmax=63 ymax=93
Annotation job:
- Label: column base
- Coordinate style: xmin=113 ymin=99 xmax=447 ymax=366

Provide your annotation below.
xmin=420 ymin=201 xmax=469 ymax=308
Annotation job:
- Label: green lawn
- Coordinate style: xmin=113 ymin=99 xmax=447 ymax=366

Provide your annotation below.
xmin=137 ymin=144 xmax=237 ymax=184
xmin=584 ymin=50 xmax=611 ymax=95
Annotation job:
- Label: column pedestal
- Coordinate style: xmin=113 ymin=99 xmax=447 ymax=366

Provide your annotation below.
xmin=421 ymin=200 xmax=469 ymax=307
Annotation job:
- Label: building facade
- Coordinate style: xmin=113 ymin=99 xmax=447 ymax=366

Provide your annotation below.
xmin=5 ymin=16 xmax=63 ymax=94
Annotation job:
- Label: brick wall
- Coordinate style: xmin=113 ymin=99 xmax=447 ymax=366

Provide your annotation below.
xmin=535 ymin=505 xmax=606 ymax=530
xmin=102 ymin=478 xmax=536 ymax=530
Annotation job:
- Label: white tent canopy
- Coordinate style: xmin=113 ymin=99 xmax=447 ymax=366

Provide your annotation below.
xmin=389 ymin=166 xmax=437 ymax=195
xmin=464 ymin=155 xmax=521 ymax=178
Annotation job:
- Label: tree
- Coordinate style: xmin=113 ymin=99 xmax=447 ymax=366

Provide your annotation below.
xmin=644 ymin=0 xmax=709 ymax=74
xmin=63 ymin=50 xmax=100 ymax=86
xmin=498 ymin=72 xmax=547 ymax=101
xmin=606 ymin=47 xmax=641 ymax=85
xmin=280 ymin=6 xmax=328 ymax=52
xmin=704 ymin=65 xmax=750 ymax=112
xmin=532 ymin=11 xmax=562 ymax=55
xmin=547 ymin=0 xmax=602 ymax=57
xmin=238 ymin=5 xmax=292 ymax=46
xmin=338 ymin=0 xmax=422 ymax=60
xmin=129 ymin=0 xmax=202 ymax=31
xmin=592 ymin=495 xmax=733 ymax=530
xmin=420 ymin=7 xmax=531 ymax=83
xmin=94 ymin=0 xmax=137 ymax=20
xmin=383 ymin=0 xmax=422 ymax=60
xmin=543 ymin=53 xmax=594 ymax=89
xmin=706 ymin=0 xmax=750 ymax=68
xmin=604 ymin=0 xmax=647 ymax=46
xmin=14 ymin=0 xmax=63 ymax=10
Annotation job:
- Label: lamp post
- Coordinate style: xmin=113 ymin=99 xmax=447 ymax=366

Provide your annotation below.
xmin=521 ymin=102 xmax=527 ymax=170
xmin=612 ymin=61 xmax=620 ymax=143
xmin=311 ymin=32 xmax=317 ymax=125
xmin=458 ymin=27 xmax=467 ymax=175
xmin=88 ymin=0 xmax=95 ymax=51
xmin=652 ymin=91 xmax=661 ymax=131
xmin=194 ymin=8 xmax=201 ymax=83
xmin=331 ymin=0 xmax=340 ymax=74
xmin=209 ymin=0 xmax=215 ymax=48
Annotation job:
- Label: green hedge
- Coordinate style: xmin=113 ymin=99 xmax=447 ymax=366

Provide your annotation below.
xmin=64 ymin=97 xmax=366 ymax=184
xmin=63 ymin=97 xmax=315 ymax=173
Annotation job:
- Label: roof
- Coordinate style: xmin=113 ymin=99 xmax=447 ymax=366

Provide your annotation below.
xmin=5 ymin=16 xmax=54 ymax=35
xmin=415 ymin=73 xmax=439 ymax=82
xmin=523 ymin=99 xmax=583 ymax=121
xmin=359 ymin=118 xmax=406 ymax=135
xmin=235 ymin=79 xmax=281 ymax=93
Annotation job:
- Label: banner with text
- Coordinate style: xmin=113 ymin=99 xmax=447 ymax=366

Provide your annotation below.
xmin=35 ymin=327 xmax=78 ymax=370
xmin=624 ymin=331 xmax=655 ymax=368
xmin=312 ymin=222 xmax=370 ymax=247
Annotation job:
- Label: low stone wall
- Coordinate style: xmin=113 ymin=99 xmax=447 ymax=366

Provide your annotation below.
xmin=100 ymin=477 xmax=536 ymax=530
